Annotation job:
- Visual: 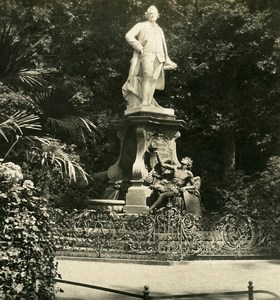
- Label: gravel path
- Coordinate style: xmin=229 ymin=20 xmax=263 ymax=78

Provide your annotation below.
xmin=56 ymin=258 xmax=280 ymax=299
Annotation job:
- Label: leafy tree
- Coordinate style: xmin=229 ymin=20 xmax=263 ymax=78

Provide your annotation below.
xmin=160 ymin=1 xmax=280 ymax=177
xmin=0 ymin=17 xmax=94 ymax=183
xmin=1 ymin=0 xmax=279 ymax=216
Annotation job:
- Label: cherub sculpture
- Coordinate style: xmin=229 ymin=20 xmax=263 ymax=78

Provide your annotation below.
xmin=145 ymin=150 xmax=202 ymax=216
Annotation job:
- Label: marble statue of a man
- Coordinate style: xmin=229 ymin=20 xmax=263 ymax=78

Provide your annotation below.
xmin=122 ymin=5 xmax=177 ymax=109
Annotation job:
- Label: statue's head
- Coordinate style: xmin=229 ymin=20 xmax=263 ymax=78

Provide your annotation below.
xmin=145 ymin=5 xmax=159 ymax=22
xmin=180 ymin=157 xmax=193 ymax=168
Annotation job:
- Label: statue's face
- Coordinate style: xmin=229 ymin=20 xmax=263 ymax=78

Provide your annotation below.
xmin=181 ymin=162 xmax=192 ymax=170
xmin=146 ymin=7 xmax=159 ymax=22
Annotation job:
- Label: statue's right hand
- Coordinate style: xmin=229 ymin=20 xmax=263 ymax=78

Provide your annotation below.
xmin=164 ymin=60 xmax=177 ymax=70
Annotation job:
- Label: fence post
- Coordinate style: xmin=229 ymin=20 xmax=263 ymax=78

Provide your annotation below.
xmin=143 ymin=285 xmax=150 ymax=300
xmin=248 ymin=281 xmax=254 ymax=300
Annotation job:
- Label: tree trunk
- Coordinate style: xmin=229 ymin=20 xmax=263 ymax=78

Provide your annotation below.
xmin=223 ymin=131 xmax=236 ymax=175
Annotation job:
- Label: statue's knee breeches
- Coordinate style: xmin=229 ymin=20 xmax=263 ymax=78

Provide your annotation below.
xmin=143 ymin=72 xmax=154 ymax=81
xmin=142 ymin=54 xmax=156 ymax=80
xmin=142 ymin=65 xmax=155 ymax=81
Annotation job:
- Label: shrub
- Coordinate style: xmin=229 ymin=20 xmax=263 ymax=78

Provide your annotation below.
xmin=216 ymin=156 xmax=280 ymax=219
xmin=0 ymin=162 xmax=59 ymax=299
xmin=248 ymin=156 xmax=280 ymax=219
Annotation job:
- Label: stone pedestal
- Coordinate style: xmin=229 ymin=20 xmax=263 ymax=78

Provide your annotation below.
xmin=104 ymin=110 xmax=186 ymax=214
xmin=124 ymin=180 xmax=151 ymax=214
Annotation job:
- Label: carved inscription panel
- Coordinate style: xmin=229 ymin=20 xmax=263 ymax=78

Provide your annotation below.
xmin=147 ymin=133 xmax=174 ymax=171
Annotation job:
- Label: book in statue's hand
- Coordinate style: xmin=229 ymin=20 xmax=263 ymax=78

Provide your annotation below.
xmin=164 ymin=61 xmax=177 ymax=70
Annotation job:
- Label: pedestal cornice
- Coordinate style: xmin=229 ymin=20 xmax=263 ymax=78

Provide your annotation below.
xmin=113 ymin=113 xmax=187 ymax=129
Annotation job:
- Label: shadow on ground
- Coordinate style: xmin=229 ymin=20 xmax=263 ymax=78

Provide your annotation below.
xmin=56 ymin=289 xmax=278 ymax=300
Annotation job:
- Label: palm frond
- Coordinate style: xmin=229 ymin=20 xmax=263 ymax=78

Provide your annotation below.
xmin=0 ymin=127 xmax=9 ymax=141
xmin=0 ymin=111 xmax=41 ymax=160
xmin=31 ymin=82 xmax=96 ymax=140
xmin=0 ymin=23 xmax=46 ymax=90
xmin=79 ymin=117 xmax=96 ymax=132
xmin=0 ymin=111 xmax=41 ymax=142
xmin=47 ymin=117 xmax=96 ymax=140
xmin=18 ymin=69 xmax=45 ymax=86
xmin=30 ymin=136 xmax=89 ymax=183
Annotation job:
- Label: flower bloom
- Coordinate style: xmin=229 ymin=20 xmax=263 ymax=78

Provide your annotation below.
xmin=22 ymin=180 xmax=34 ymax=190
xmin=0 ymin=162 xmax=23 ymax=183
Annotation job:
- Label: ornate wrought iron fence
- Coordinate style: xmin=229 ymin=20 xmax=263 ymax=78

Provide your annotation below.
xmin=52 ymin=204 xmax=280 ymax=260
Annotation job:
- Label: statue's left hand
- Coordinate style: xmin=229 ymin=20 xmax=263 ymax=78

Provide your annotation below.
xmin=193 ymin=176 xmax=201 ymax=190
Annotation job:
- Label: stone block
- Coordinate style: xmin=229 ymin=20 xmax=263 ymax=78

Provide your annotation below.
xmin=124 ymin=185 xmax=151 ymax=214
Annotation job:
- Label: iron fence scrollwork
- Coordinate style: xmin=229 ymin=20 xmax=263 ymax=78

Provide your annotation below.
xmin=52 ymin=204 xmax=280 ymax=260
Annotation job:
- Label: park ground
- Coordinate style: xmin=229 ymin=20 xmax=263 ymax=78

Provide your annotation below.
xmin=56 ymin=257 xmax=280 ymax=299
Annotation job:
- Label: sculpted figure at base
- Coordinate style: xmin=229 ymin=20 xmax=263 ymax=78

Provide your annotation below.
xmin=146 ymin=151 xmax=202 ymax=216
xmin=122 ymin=5 xmax=177 ymax=108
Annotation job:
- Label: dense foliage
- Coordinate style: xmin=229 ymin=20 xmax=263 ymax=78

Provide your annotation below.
xmin=215 ymin=156 xmax=280 ymax=218
xmin=0 ymin=162 xmax=59 ymax=299
xmin=168 ymin=2 xmax=280 ymax=175
xmin=0 ymin=0 xmax=279 ymax=212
